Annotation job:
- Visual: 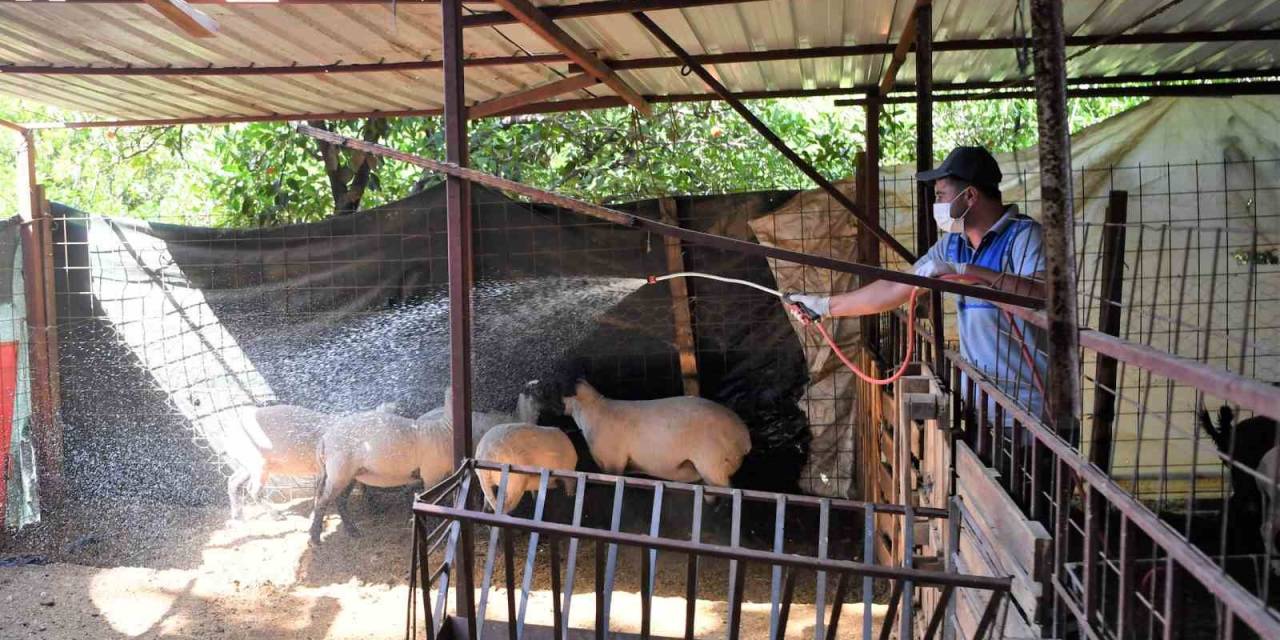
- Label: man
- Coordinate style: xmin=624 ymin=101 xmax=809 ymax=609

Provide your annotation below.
xmin=788 ymin=146 xmax=1048 ymax=418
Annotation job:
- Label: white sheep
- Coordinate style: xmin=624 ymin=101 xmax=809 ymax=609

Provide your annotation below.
xmin=561 ymin=379 xmax=751 ymax=488
xmin=475 ymin=422 xmax=578 ymax=514
xmin=309 ymin=409 xmax=452 ymax=543
xmin=416 ymin=384 xmax=542 ymax=434
xmin=228 ymin=404 xmax=335 ymax=519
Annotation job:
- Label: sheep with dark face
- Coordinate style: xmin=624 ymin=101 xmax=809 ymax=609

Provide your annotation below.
xmin=415 ymin=384 xmax=541 ymax=435
xmin=1198 ymin=404 xmax=1279 ymax=567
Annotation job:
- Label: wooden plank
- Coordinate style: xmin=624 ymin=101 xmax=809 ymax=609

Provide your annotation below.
xmin=956 ymin=503 xmax=1043 ymax=619
xmin=492 ymin=0 xmax=652 ymax=115
xmin=956 ymin=443 xmax=1051 ymax=581
xmin=878 ymin=0 xmax=930 ymax=95
xmin=953 ymin=552 xmax=1041 ymax=640
xmin=658 ymin=198 xmax=700 ymax=397
xmin=468 ymin=74 xmax=600 ymax=119
xmin=36 ymin=196 xmax=61 ymax=448
xmin=142 ymin=0 xmax=219 ymax=38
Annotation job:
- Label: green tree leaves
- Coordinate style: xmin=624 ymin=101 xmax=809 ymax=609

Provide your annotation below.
xmin=2 ymin=94 xmax=1145 ymax=227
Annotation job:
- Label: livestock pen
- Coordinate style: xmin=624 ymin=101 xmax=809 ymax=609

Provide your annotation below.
xmin=1 ymin=1 xmax=1279 ymax=639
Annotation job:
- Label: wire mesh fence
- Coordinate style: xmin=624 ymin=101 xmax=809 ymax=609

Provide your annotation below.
xmin=46 ymin=185 xmax=824 ymax=513
xmin=855 ymin=155 xmax=1280 ymax=637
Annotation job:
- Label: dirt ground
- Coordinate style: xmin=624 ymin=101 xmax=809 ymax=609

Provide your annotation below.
xmin=0 ymin=494 xmax=886 ymax=639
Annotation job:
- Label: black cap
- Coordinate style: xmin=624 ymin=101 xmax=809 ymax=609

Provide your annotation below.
xmin=916 ymin=146 xmax=1002 ymax=190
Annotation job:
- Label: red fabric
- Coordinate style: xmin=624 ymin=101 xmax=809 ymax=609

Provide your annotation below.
xmin=0 ymin=341 xmax=18 ymax=506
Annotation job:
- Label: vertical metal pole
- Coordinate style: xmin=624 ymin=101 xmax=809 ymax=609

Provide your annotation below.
xmin=914 ymin=4 xmax=934 ymax=260
xmin=914 ymin=3 xmax=946 ymax=384
xmin=860 ymin=98 xmax=883 ymax=352
xmin=15 ymin=128 xmax=62 ymax=505
xmin=442 ymin=0 xmax=476 ymax=635
xmin=1030 ymin=0 xmax=1082 ymax=437
xmin=1090 ymin=191 xmax=1127 ymax=471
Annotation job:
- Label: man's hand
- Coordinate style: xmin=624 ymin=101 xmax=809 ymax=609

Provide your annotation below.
xmin=784 ymin=293 xmax=830 ymax=322
xmin=912 ymin=257 xmax=967 ymax=278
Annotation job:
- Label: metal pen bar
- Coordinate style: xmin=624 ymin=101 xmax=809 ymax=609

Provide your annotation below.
xmin=1117 ymin=515 xmax=1136 ymax=639
xmin=640 ymin=545 xmax=652 ymax=640
xmin=477 ymin=467 xmax=513 ymax=636
xmin=561 ymin=475 xmax=587 ymax=638
xmin=727 ymin=490 xmax=744 ymax=640
xmin=686 ymin=485 xmax=704 ymax=640
xmin=595 ymin=539 xmax=606 ymax=640
xmin=775 ymin=568 xmax=798 ymax=640
xmin=516 ymin=469 xmax=552 ymax=637
xmin=825 ymin=572 xmax=851 ymax=640
xmin=878 ymin=581 xmax=903 ymax=640
xmin=814 ymin=498 xmax=830 ymax=640
xmin=503 ymin=528 xmax=518 ymax=640
xmin=769 ymin=495 xmax=787 ymax=640
xmin=862 ymin=506 xmax=875 ymax=640
xmin=974 ymin=590 xmax=1006 ymax=639
xmin=647 ymin=484 xmax=664 ymax=601
xmin=922 ymin=586 xmax=955 ymax=640
xmin=414 ymin=502 xmax=1015 ymax=589
xmin=461 ymin=461 xmax=951 ymax=518
xmin=549 ymin=534 xmax=564 ymax=640
xmin=602 ymin=478 xmax=625 ymax=638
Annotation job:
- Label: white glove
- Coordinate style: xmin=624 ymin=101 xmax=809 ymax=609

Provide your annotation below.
xmin=784 ymin=293 xmax=830 ymax=318
xmin=913 ymin=258 xmax=966 ymax=278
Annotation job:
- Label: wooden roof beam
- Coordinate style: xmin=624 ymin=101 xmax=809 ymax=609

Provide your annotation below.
xmin=468 ymin=73 xmax=599 ymax=118
xmin=141 ymin=0 xmax=219 ymax=38
xmin=462 ymin=0 xmax=767 ymax=28
xmin=490 ymin=0 xmax=652 ymax=116
xmin=879 ymin=0 xmax=930 ymax=95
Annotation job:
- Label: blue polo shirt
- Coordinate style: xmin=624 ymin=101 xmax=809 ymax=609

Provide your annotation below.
xmin=919 ymin=205 xmax=1048 ymax=420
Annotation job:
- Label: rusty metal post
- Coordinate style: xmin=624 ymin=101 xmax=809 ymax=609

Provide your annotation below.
xmin=14 ymin=129 xmax=63 ymax=505
xmin=859 ymin=99 xmax=882 ymax=352
xmin=914 ymin=3 xmax=947 ymax=385
xmin=1030 ymin=0 xmax=1081 ymax=436
xmin=442 ymin=0 xmax=477 ymax=635
xmin=1089 ymin=191 xmax=1127 ymax=471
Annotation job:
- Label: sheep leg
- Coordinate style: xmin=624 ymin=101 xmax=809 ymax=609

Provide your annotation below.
xmin=478 ymin=470 xmax=500 ymax=513
xmin=227 ymin=467 xmax=251 ymax=520
xmin=310 ymin=461 xmax=349 ymax=545
xmin=336 ymin=481 xmax=361 ymax=538
xmin=692 ymin=459 xmax=735 ymax=504
xmin=558 ymin=476 xmax=577 ymax=498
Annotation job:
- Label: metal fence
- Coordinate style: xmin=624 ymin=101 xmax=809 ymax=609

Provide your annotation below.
xmin=409 ymin=460 xmax=1013 ymax=640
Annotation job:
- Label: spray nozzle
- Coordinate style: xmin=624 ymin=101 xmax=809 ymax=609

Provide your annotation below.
xmin=646 ymin=275 xmax=658 ymax=285
xmin=788 ymin=301 xmax=821 ymax=326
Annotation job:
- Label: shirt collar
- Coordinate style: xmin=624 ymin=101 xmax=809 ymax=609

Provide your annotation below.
xmin=984 ymin=204 xmax=1021 ymax=238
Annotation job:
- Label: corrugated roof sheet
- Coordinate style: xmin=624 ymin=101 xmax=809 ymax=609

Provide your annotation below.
xmin=0 ymin=0 xmax=1278 ymax=122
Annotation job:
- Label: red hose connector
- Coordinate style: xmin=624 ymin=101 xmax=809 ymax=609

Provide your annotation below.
xmin=646 ymin=275 xmax=658 ymax=285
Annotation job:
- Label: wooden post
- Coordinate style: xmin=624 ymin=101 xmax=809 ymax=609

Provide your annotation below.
xmin=657 ymin=198 xmax=700 ymax=396
xmin=15 ymin=129 xmax=63 ymax=504
xmin=1090 ymin=191 xmax=1127 ymax=471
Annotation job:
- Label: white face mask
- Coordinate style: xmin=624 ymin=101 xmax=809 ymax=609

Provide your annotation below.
xmin=932 ymin=187 xmax=973 ymax=234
